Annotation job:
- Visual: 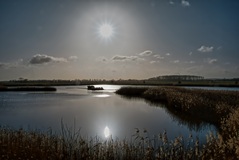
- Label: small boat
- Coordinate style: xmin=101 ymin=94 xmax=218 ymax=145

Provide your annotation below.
xmin=87 ymin=85 xmax=104 ymax=90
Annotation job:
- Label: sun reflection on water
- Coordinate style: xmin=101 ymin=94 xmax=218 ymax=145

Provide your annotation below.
xmin=93 ymin=94 xmax=110 ymax=98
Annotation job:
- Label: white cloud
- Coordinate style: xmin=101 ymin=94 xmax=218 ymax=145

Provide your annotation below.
xmin=111 ymin=55 xmax=144 ymax=62
xmin=189 ymin=52 xmax=193 ymax=56
xmin=181 ymin=0 xmax=190 ymax=7
xmin=204 ymin=58 xmax=218 ymax=64
xmin=173 ymin=60 xmax=180 ymax=63
xmin=208 ymin=58 xmax=218 ymax=64
xmin=68 ymin=56 xmax=78 ymax=61
xmin=169 ymin=1 xmax=175 ymax=5
xmin=138 ymin=50 xmax=152 ymax=56
xmin=197 ymin=46 xmax=214 ymax=53
xmin=150 ymin=61 xmax=160 ymax=64
xmin=153 ymin=55 xmax=164 ymax=59
xmin=166 ymin=53 xmax=171 ymax=56
xmin=29 ymin=54 xmax=67 ymax=65
xmin=112 ymin=55 xmax=127 ymax=61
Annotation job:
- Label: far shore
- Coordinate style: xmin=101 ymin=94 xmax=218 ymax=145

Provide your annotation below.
xmin=0 ymin=79 xmax=239 ymax=88
xmin=0 ymin=86 xmax=57 ymax=92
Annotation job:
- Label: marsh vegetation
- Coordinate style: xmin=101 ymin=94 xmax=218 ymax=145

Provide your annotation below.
xmin=0 ymin=86 xmax=238 ymax=159
xmin=117 ymin=87 xmax=239 ymax=126
xmin=116 ymin=86 xmax=239 ymax=159
xmin=0 ymin=119 xmax=238 ymax=159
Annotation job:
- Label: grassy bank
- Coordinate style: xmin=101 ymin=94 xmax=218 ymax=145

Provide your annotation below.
xmin=116 ymin=87 xmax=239 ymax=159
xmin=116 ymin=87 xmax=239 ymax=126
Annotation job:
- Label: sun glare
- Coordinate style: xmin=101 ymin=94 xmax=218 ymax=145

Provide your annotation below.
xmin=98 ymin=23 xmax=114 ymax=40
xmin=104 ymin=126 xmax=111 ymax=138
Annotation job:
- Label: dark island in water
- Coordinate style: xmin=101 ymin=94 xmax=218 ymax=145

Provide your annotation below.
xmin=87 ymin=85 xmax=104 ymax=90
xmin=0 ymin=86 xmax=57 ymax=92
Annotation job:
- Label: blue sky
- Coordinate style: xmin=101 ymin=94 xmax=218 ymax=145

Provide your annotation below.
xmin=0 ymin=0 xmax=239 ymax=80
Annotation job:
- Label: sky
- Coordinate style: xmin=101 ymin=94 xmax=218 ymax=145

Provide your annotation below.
xmin=0 ymin=0 xmax=239 ymax=80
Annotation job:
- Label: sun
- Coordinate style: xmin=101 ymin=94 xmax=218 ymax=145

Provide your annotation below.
xmin=98 ymin=23 xmax=114 ymax=40
xmin=104 ymin=126 xmax=111 ymax=138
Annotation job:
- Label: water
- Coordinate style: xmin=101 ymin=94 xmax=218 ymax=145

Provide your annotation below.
xmin=186 ymin=86 xmax=239 ymax=91
xmin=1 ymin=85 xmax=233 ymax=142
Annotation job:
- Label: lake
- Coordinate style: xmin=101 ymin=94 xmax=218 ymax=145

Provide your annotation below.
xmin=1 ymin=85 xmax=235 ymax=142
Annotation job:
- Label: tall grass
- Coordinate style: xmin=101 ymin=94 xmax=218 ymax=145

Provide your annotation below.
xmin=116 ymin=86 xmax=239 ymax=159
xmin=115 ymin=87 xmax=149 ymax=97
xmin=0 ymin=127 xmax=62 ymax=159
xmin=1 ymin=124 xmax=238 ymax=159
xmin=1 ymin=87 xmax=239 ymax=159
xmin=0 ymin=125 xmax=216 ymax=160
xmin=1 ymin=119 xmax=239 ymax=159
xmin=116 ymin=87 xmax=239 ymax=126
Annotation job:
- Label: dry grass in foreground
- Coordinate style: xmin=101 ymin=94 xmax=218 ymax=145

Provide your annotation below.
xmin=1 ymin=87 xmax=239 ymax=159
xmin=0 ymin=121 xmax=239 ymax=160
xmin=0 ymin=124 xmax=237 ymax=160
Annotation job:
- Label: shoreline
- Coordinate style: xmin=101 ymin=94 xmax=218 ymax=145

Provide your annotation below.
xmin=116 ymin=87 xmax=239 ymax=131
xmin=0 ymin=86 xmax=57 ymax=92
xmin=1 ymin=79 xmax=239 ymax=88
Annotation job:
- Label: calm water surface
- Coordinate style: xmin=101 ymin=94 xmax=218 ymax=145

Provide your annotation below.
xmin=1 ymin=85 xmax=233 ymax=141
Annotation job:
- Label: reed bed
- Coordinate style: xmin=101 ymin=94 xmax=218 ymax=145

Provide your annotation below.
xmin=115 ymin=87 xmax=149 ymax=97
xmin=1 ymin=125 xmax=238 ymax=159
xmin=0 ymin=125 xmax=224 ymax=160
xmin=116 ymin=86 xmax=239 ymax=159
xmin=1 ymin=87 xmax=239 ymax=159
xmin=117 ymin=87 xmax=239 ymax=126
xmin=147 ymin=87 xmax=239 ymax=125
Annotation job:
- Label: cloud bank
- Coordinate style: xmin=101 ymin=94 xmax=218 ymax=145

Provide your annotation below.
xmin=138 ymin=50 xmax=153 ymax=56
xmin=198 ymin=46 xmax=214 ymax=53
xmin=111 ymin=55 xmax=144 ymax=62
xmin=29 ymin=54 xmax=67 ymax=65
xmin=169 ymin=1 xmax=175 ymax=5
xmin=181 ymin=0 xmax=190 ymax=7
xmin=153 ymin=55 xmax=164 ymax=59
xmin=207 ymin=58 xmax=218 ymax=64
xmin=68 ymin=56 xmax=78 ymax=61
xmin=166 ymin=53 xmax=171 ymax=56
